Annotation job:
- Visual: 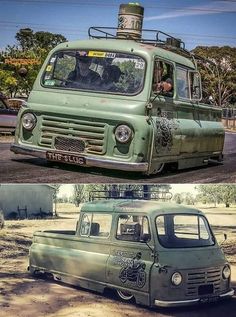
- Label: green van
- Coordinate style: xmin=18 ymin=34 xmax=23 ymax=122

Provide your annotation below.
xmin=10 ymin=27 xmax=224 ymax=175
xmin=29 ymin=200 xmax=234 ymax=307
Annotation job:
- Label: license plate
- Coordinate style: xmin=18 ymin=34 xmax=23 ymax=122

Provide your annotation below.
xmin=200 ymin=296 xmax=219 ymax=304
xmin=46 ymin=151 xmax=86 ymax=165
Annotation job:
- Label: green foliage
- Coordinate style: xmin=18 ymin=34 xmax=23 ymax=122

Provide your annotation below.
xmin=0 ymin=28 xmax=67 ymax=97
xmin=192 ymin=46 xmax=236 ymax=107
xmin=196 ymin=185 xmax=236 ymax=207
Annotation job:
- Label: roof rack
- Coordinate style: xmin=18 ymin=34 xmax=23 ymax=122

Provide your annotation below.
xmin=88 ymin=26 xmax=193 ymax=58
xmin=88 ymin=189 xmax=172 ymax=201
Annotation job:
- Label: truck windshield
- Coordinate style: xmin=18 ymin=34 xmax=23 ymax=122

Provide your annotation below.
xmin=42 ymin=50 xmax=145 ymax=95
xmin=156 ymin=214 xmax=215 ymax=248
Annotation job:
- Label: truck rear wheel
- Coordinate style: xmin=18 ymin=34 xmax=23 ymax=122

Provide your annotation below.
xmin=117 ymin=290 xmax=134 ymax=301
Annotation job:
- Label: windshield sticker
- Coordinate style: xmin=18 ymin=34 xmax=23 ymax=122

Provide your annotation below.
xmin=46 ymin=65 xmax=52 ymax=72
xmin=106 ymin=52 xmax=116 ymax=58
xmin=88 ymin=51 xmax=106 ymax=58
xmin=135 ymin=61 xmax=145 ymax=69
xmin=50 ymin=57 xmax=56 ymax=63
xmin=44 ymin=80 xmax=55 ymax=86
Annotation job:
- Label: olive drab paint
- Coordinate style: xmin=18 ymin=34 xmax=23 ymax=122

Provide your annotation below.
xmin=28 ymin=200 xmax=234 ymax=308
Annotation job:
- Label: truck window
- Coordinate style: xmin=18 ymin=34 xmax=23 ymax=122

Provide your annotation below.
xmin=176 ymin=67 xmax=190 ymax=99
xmin=176 ymin=67 xmax=202 ymax=101
xmin=42 ymin=50 xmax=145 ymax=95
xmin=116 ymin=215 xmax=151 ymax=242
xmin=156 ymin=214 xmax=215 ymax=248
xmin=80 ymin=213 xmax=112 ymax=238
xmin=152 ymin=60 xmax=174 ymax=97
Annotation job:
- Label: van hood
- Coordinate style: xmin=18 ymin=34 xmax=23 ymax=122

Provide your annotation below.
xmin=157 ymin=246 xmax=227 ymax=270
xmin=28 ymin=89 xmax=148 ymax=118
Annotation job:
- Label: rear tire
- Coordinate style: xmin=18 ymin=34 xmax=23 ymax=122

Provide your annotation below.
xmin=117 ymin=290 xmax=134 ymax=301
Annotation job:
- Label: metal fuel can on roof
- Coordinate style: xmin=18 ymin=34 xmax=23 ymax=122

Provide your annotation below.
xmin=117 ymin=3 xmax=144 ymax=39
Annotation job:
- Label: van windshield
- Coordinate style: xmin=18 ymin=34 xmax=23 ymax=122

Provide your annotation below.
xmin=156 ymin=214 xmax=215 ymax=248
xmin=42 ymin=50 xmax=145 ymax=95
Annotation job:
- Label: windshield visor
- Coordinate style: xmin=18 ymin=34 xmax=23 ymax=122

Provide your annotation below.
xmin=42 ymin=50 xmax=145 ymax=95
xmin=156 ymin=214 xmax=215 ymax=248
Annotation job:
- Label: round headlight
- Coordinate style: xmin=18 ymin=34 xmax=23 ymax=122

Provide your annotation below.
xmin=171 ymin=272 xmax=182 ymax=286
xmin=22 ymin=113 xmax=37 ymax=130
xmin=114 ymin=125 xmax=132 ymax=143
xmin=222 ymin=265 xmax=231 ymax=279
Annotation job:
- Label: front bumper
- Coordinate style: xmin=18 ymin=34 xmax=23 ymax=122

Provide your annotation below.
xmin=154 ymin=289 xmax=234 ymax=307
xmin=10 ymin=144 xmax=149 ymax=172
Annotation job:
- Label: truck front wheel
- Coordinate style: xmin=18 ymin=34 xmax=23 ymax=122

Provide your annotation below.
xmin=116 ymin=290 xmax=134 ymax=301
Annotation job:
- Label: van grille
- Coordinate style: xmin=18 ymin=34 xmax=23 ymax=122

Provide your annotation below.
xmin=39 ymin=115 xmax=107 ymax=154
xmin=186 ymin=267 xmax=221 ymax=297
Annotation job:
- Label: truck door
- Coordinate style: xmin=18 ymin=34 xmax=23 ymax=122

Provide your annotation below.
xmin=73 ymin=212 xmax=112 ymax=288
xmin=106 ymin=214 xmax=154 ymax=302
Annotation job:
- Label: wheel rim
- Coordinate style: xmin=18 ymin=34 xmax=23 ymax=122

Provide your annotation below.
xmin=117 ymin=290 xmax=134 ymax=301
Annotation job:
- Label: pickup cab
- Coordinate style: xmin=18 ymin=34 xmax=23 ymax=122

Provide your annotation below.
xmin=29 ymin=200 xmax=234 ymax=307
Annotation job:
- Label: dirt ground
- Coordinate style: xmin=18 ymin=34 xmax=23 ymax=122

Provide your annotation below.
xmin=0 ymin=204 xmax=236 ymax=317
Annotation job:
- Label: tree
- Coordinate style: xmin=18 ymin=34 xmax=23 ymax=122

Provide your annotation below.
xmin=173 ymin=193 xmax=184 ymax=204
xmin=192 ymin=46 xmax=236 ymax=107
xmin=0 ymin=29 xmax=67 ymax=97
xmin=196 ymin=185 xmax=236 ymax=207
xmin=15 ymin=28 xmax=66 ymax=51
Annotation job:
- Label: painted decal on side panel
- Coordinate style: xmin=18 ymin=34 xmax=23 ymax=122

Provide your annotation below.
xmin=114 ymin=251 xmax=146 ymax=288
xmin=155 ymin=113 xmax=178 ymax=153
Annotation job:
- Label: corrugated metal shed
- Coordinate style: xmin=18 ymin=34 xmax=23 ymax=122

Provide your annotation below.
xmin=0 ymin=184 xmax=55 ymax=219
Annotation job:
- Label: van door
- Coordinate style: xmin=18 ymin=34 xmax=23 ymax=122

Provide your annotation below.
xmin=151 ymin=60 xmax=182 ymax=160
xmin=106 ymin=214 xmax=154 ymax=303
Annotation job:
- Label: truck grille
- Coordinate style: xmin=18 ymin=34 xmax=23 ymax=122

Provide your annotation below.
xmin=186 ymin=267 xmax=221 ymax=297
xmin=39 ymin=115 xmax=107 ymax=154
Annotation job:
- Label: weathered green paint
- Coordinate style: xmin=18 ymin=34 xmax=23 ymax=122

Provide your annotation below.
xmin=11 ymin=38 xmax=225 ymax=175
xmin=29 ymin=200 xmax=234 ymax=307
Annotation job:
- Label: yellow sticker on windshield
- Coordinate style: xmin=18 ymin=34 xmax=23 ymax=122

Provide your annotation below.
xmin=88 ymin=51 xmax=106 ymax=57
xmin=46 ymin=65 xmax=52 ymax=72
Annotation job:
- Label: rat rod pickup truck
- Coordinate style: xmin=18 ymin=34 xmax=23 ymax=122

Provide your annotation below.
xmin=29 ymin=200 xmax=234 ymax=308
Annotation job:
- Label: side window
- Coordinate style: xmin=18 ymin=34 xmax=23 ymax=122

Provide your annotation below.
xmin=176 ymin=67 xmax=190 ymax=99
xmin=116 ymin=215 xmax=151 ymax=242
xmin=177 ymin=67 xmax=202 ymax=101
xmin=80 ymin=213 xmax=112 ymax=238
xmin=153 ymin=60 xmax=174 ymax=96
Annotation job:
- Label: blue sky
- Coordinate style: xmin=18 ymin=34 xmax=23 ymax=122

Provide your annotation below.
xmin=0 ymin=0 xmax=236 ymax=50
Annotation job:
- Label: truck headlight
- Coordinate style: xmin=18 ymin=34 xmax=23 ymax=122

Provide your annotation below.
xmin=114 ymin=124 xmax=133 ymax=143
xmin=222 ymin=265 xmax=231 ymax=279
xmin=22 ymin=113 xmax=37 ymax=130
xmin=171 ymin=272 xmax=182 ymax=286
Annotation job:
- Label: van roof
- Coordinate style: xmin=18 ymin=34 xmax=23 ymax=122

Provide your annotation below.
xmin=54 ymin=39 xmax=196 ymax=69
xmin=81 ymin=199 xmax=203 ymax=216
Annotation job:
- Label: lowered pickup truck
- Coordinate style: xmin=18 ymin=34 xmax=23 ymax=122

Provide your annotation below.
xmin=29 ymin=200 xmax=234 ymax=308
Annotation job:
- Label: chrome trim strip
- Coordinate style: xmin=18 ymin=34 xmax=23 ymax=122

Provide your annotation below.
xmin=154 ymin=289 xmax=234 ymax=307
xmin=154 ymin=298 xmax=199 ymax=307
xmin=219 ymin=289 xmax=234 ymax=297
xmin=10 ymin=144 xmax=148 ymax=172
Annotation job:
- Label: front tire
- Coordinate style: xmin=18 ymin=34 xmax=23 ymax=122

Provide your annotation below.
xmin=117 ymin=290 xmax=134 ymax=301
